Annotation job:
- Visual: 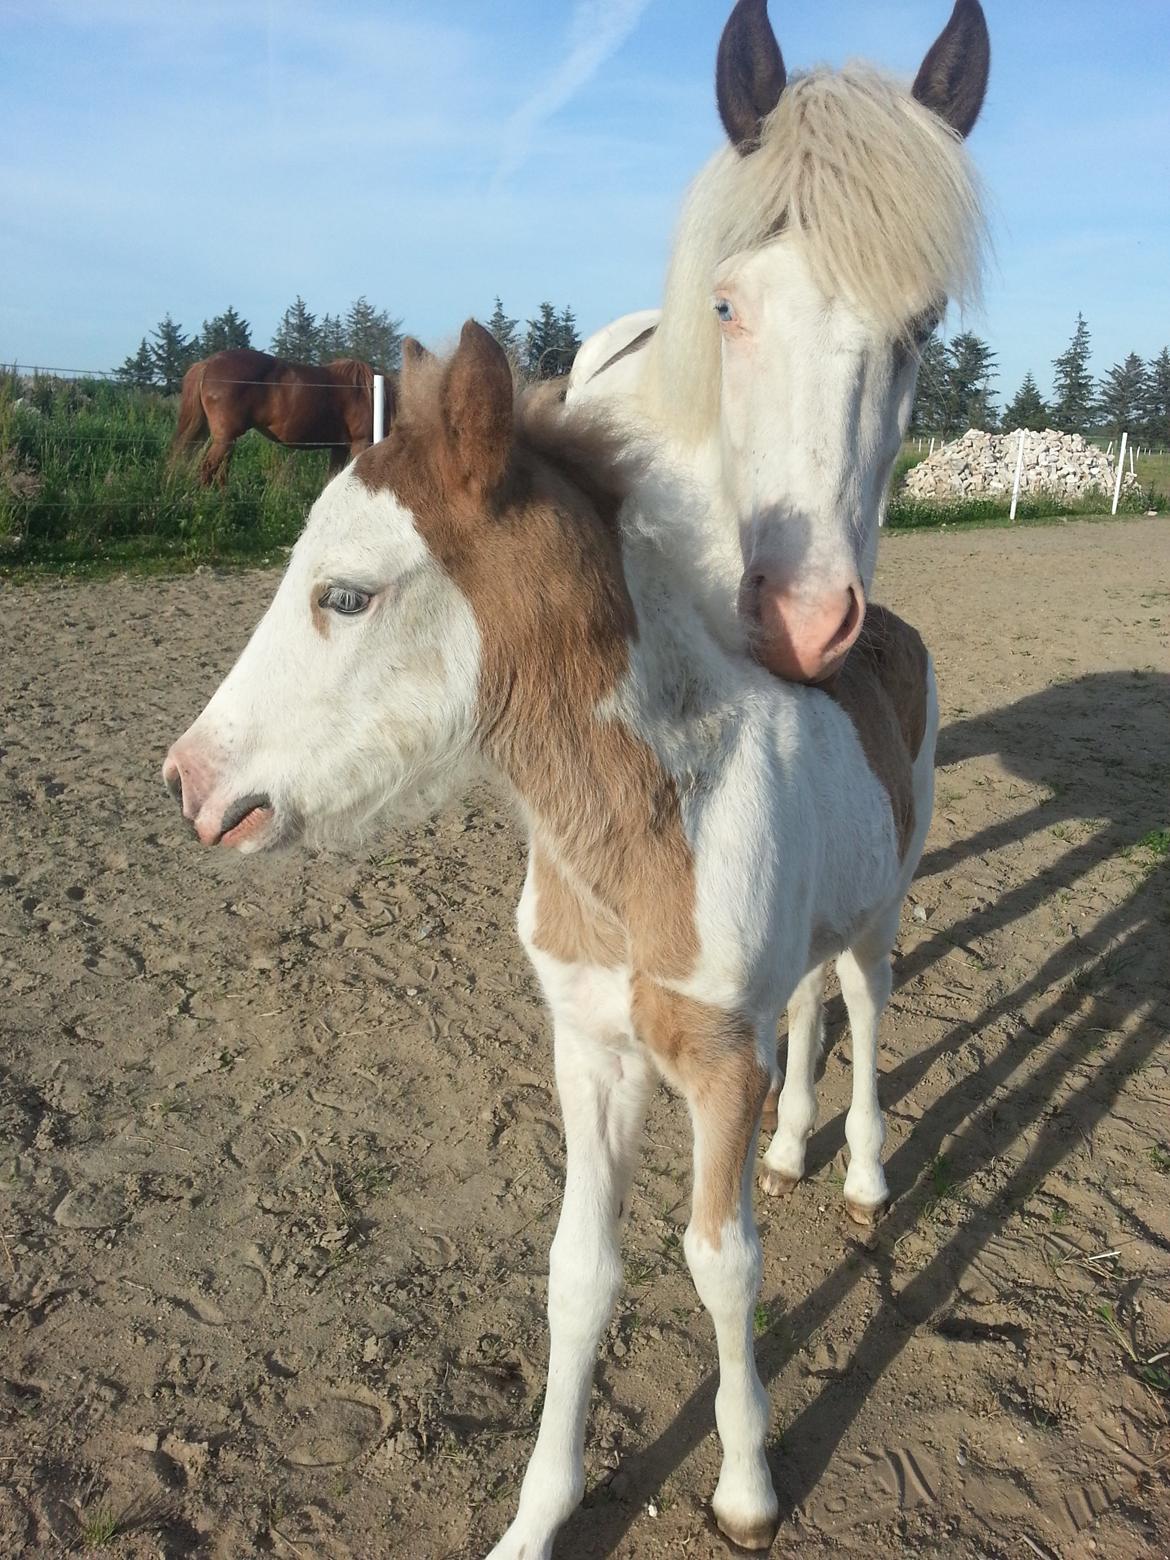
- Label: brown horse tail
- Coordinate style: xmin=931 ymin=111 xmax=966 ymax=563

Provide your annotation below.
xmin=169 ymin=360 xmax=209 ymax=466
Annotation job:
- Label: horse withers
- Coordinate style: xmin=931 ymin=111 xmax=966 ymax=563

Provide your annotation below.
xmin=170 ymin=348 xmax=387 ymax=487
xmin=163 ymin=322 xmax=937 ymax=1556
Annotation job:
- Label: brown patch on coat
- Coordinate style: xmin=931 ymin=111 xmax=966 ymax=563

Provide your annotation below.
xmin=832 ymin=603 xmax=930 ymax=858
xmin=529 ymin=846 xmax=626 ymax=969
xmin=633 ymin=978 xmax=769 ymax=1246
xmin=309 ymin=585 xmax=330 ymax=641
xmin=356 ymin=322 xmax=699 ymax=981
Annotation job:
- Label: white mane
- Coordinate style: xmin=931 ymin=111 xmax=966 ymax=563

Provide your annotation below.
xmin=644 ymin=65 xmax=986 ymax=442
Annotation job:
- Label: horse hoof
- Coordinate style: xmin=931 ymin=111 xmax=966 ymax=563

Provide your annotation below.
xmin=759 ymin=1167 xmax=800 ymax=1198
xmin=845 ymin=1197 xmax=887 ymax=1228
xmin=715 ymin=1511 xmax=780 ymax=1551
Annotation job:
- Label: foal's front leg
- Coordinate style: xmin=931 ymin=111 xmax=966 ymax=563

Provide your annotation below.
xmin=638 ymin=987 xmax=778 ymax=1550
xmin=488 ymin=1008 xmax=654 ymax=1560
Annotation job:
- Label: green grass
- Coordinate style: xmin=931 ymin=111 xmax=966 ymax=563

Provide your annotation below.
xmin=0 ymin=371 xmax=327 ymax=576
xmin=1 ymin=375 xmax=1166 ymax=580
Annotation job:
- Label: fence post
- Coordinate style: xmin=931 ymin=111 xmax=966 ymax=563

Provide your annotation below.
xmin=373 ymin=374 xmax=386 ymax=443
xmin=928 ymin=436 xmax=935 ymax=457
xmin=1111 ymin=430 xmax=1128 ymax=515
xmin=1009 ymin=428 xmax=1026 ymax=521
xmin=1129 ymin=443 xmax=1135 ymax=476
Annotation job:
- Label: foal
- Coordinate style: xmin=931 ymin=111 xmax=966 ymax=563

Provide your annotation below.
xmin=163 ymin=322 xmax=936 ymax=1556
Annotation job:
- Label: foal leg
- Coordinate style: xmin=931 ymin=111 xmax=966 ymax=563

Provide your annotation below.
xmin=639 ymin=988 xmax=777 ymax=1549
xmin=489 ymin=1006 xmax=654 ymax=1560
xmin=760 ymin=962 xmax=826 ymax=1196
xmin=836 ymin=908 xmax=898 ymax=1225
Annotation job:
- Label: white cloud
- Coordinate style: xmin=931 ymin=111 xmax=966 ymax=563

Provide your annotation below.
xmin=493 ymin=0 xmax=654 ymax=183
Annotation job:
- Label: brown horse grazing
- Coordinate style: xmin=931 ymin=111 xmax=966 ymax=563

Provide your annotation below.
xmin=171 ymin=349 xmax=389 ymax=487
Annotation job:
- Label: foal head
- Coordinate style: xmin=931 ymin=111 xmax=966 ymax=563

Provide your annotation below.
xmin=650 ymin=0 xmax=989 ymax=684
xmin=163 ymin=323 xmax=635 ymax=853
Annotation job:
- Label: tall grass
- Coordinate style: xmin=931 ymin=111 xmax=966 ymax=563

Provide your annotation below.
xmin=0 ymin=372 xmax=326 ymax=575
xmin=0 ymin=375 xmax=1164 ymax=579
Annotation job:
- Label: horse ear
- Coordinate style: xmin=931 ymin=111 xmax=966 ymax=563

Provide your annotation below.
xmin=398 ymin=336 xmax=432 ymax=402
xmin=716 ymin=0 xmax=786 ymax=155
xmin=439 ymin=321 xmax=514 ymax=496
xmin=912 ymin=0 xmax=990 ymax=139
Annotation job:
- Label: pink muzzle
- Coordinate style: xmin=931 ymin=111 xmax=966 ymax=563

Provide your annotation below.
xmin=163 ymin=740 xmax=274 ymax=848
xmin=739 ymin=574 xmax=866 ymax=685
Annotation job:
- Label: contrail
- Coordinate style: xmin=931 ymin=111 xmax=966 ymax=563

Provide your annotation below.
xmin=493 ymin=0 xmax=653 ymax=183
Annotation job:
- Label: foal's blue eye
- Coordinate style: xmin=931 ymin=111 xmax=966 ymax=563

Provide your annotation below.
xmin=318 ymin=585 xmax=371 ymax=616
xmin=714 ymin=297 xmax=736 ymax=324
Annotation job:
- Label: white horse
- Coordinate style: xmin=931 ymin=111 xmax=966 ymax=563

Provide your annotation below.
xmin=570 ymin=0 xmax=989 ymax=684
xmin=164 ymin=322 xmax=937 ymax=1555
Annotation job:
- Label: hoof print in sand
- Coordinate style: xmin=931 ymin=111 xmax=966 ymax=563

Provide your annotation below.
xmin=284 ymin=1386 xmax=389 ymax=1468
xmin=53 ymin=1183 xmax=128 ymax=1229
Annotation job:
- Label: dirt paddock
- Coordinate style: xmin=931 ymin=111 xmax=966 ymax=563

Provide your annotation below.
xmin=2 ymin=517 xmax=1168 ymax=1558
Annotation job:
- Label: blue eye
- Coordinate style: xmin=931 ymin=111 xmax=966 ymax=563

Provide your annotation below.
xmin=318 ymin=585 xmax=371 ymax=615
xmin=714 ymin=297 xmax=736 ymax=324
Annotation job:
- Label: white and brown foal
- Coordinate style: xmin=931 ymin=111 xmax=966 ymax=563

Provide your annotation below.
xmin=163 ymin=322 xmax=936 ymax=1556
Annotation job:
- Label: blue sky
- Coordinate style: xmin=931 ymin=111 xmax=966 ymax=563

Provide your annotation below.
xmin=3 ymin=0 xmax=1168 ymax=400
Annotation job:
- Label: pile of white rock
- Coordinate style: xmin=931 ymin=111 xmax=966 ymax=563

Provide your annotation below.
xmin=900 ymin=428 xmax=1137 ymax=503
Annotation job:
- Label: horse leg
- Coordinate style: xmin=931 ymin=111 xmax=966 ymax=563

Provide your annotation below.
xmin=488 ymin=975 xmax=653 ymax=1560
xmin=760 ymin=962 xmax=826 ymax=1196
xmin=199 ymin=439 xmax=233 ymax=488
xmin=837 ymin=660 xmax=938 ymax=1226
xmin=835 ymin=915 xmax=897 ymax=1226
xmin=638 ymin=988 xmax=777 ymax=1550
xmin=327 ymin=445 xmax=349 ymax=476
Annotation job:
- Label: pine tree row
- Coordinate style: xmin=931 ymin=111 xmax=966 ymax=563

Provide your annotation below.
xmin=116 ymin=297 xmax=404 ymax=393
xmin=912 ymin=314 xmax=1170 ymax=442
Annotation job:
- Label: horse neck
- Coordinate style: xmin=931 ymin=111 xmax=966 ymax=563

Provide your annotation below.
xmin=475 ymin=496 xmax=745 ymax=924
xmin=575 ymin=346 xmax=744 ymax=650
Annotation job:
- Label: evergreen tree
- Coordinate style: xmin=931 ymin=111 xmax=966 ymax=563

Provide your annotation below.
xmin=524 ymin=301 xmax=562 ymax=380
xmin=117 ymin=337 xmax=156 ymax=388
xmin=317 ymin=311 xmax=348 ymax=360
xmin=1051 ymin=313 xmax=1094 ymax=432
xmin=149 ymin=314 xmax=195 ymax=394
xmin=344 ymin=296 xmax=403 ymax=369
xmin=944 ymin=331 xmax=998 ymax=432
xmin=1096 ymin=353 xmax=1147 ymax=438
xmin=1001 ymin=371 xmax=1048 ymax=432
xmin=556 ymin=305 xmax=582 ymax=376
xmin=487 ymin=296 xmax=521 ymax=359
xmin=1139 ymin=346 xmax=1170 ymax=445
xmin=271 ymin=296 xmax=320 ymax=361
xmin=909 ymin=335 xmax=949 ymax=434
xmin=197 ymin=305 xmax=251 ymax=356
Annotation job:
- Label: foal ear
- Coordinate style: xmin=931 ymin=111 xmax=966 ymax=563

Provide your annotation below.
xmin=716 ymin=0 xmax=786 ymax=155
xmin=912 ymin=0 xmax=990 ymax=139
xmin=439 ymin=320 xmax=514 ymax=496
xmin=398 ymin=336 xmax=432 ymax=401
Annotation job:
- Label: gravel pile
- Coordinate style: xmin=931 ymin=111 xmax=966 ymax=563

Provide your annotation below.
xmin=901 ymin=428 xmax=1137 ymax=502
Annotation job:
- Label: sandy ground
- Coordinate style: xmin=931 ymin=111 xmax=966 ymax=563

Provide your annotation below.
xmin=1 ymin=516 xmax=1168 ymax=1559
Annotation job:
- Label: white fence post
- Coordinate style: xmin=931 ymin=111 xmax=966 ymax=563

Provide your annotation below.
xmin=1111 ymin=430 xmax=1128 ymax=515
xmin=928 ymin=436 xmax=935 ymax=456
xmin=1129 ymin=443 xmax=1135 ymax=476
xmin=1106 ymin=440 xmax=1114 ymax=458
xmin=1009 ymin=428 xmax=1026 ymax=521
xmin=373 ymin=373 xmax=386 ymax=443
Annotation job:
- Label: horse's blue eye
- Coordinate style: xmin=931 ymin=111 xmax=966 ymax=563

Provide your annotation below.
xmin=319 ymin=585 xmax=371 ymax=615
xmin=714 ymin=297 xmax=736 ymax=323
